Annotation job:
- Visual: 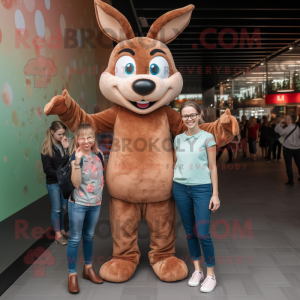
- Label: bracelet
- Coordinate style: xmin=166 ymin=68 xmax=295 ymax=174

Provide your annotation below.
xmin=74 ymin=163 xmax=81 ymax=169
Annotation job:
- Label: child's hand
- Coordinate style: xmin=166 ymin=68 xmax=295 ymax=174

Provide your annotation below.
xmin=75 ymin=147 xmax=82 ymax=164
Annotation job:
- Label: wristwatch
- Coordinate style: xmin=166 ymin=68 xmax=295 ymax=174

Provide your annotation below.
xmin=74 ymin=163 xmax=81 ymax=169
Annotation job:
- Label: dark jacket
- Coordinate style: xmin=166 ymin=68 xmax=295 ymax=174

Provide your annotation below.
xmin=260 ymin=123 xmax=271 ymax=140
xmin=268 ymin=123 xmax=280 ymax=141
xmin=240 ymin=121 xmax=248 ymax=138
xmin=41 ymin=145 xmax=67 ymax=185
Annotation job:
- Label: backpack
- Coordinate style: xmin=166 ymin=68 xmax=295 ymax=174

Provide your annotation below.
xmin=56 ymin=151 xmax=105 ymax=201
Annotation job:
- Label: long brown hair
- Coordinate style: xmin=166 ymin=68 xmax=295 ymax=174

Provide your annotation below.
xmin=69 ymin=123 xmax=99 ymax=155
xmin=248 ymin=116 xmax=256 ymax=128
xmin=41 ymin=121 xmax=67 ymax=157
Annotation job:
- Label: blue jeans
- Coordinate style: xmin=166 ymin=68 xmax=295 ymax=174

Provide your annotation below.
xmin=173 ymin=181 xmax=215 ymax=267
xmin=67 ymin=200 xmax=101 ymax=273
xmin=46 ymin=183 xmax=68 ymax=232
xmin=248 ymin=138 xmax=257 ymax=154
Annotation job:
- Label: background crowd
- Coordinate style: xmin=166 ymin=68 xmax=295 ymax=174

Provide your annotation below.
xmin=216 ymin=113 xmax=300 ymax=186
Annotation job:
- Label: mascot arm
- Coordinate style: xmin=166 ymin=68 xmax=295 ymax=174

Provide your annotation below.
xmin=164 ymin=106 xmax=239 ymax=147
xmin=198 ymin=109 xmax=239 ymax=147
xmin=44 ymin=90 xmax=117 ymax=133
xmin=163 ymin=105 xmax=187 ymax=137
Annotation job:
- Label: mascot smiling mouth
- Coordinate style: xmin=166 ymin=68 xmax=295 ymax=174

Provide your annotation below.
xmin=129 ymin=100 xmax=157 ymax=109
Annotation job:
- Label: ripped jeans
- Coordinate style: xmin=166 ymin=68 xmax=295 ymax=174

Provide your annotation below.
xmin=46 ymin=183 xmax=68 ymax=232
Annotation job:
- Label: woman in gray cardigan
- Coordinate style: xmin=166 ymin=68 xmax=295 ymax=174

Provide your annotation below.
xmin=275 ymin=115 xmax=300 ymax=186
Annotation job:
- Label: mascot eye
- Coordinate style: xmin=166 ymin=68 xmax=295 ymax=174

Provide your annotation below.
xmin=125 ymin=63 xmax=134 ymax=75
xmin=150 ymin=63 xmax=159 ymax=75
xmin=149 ymin=56 xmax=169 ymax=79
xmin=115 ymin=55 xmax=136 ymax=79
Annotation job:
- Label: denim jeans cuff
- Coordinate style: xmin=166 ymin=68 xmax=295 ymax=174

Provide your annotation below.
xmin=191 ymin=256 xmax=201 ymax=261
xmin=68 ymin=269 xmax=77 ymax=274
xmin=84 ymin=260 xmax=92 ymax=265
xmin=205 ymin=263 xmax=215 ymax=267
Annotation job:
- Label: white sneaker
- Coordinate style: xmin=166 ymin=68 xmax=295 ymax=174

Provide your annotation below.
xmin=200 ymin=275 xmax=217 ymax=293
xmin=188 ymin=270 xmax=204 ymax=287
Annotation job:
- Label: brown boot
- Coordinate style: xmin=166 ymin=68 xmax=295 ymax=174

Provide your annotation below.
xmin=82 ymin=265 xmax=103 ymax=284
xmin=68 ymin=273 xmax=79 ymax=294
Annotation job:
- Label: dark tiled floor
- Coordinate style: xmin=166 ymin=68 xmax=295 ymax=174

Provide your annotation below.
xmin=2 ymin=149 xmax=300 ymax=300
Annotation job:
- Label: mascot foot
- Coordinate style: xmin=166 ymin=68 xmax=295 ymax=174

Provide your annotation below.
xmin=152 ymin=256 xmax=188 ymax=282
xmin=99 ymin=258 xmax=137 ymax=282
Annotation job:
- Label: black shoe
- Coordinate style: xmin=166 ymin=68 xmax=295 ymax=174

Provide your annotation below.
xmin=242 ymin=154 xmax=246 ymax=158
xmin=226 ymin=160 xmax=233 ymax=163
xmin=285 ymin=181 xmax=294 ymax=186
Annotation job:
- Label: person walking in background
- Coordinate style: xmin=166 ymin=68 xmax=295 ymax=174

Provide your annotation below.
xmin=267 ymin=116 xmax=282 ymax=162
xmin=41 ymin=121 xmax=70 ymax=246
xmin=246 ymin=116 xmax=259 ymax=161
xmin=231 ymin=133 xmax=240 ymax=162
xmin=259 ymin=116 xmax=270 ymax=159
xmin=216 ymin=143 xmax=233 ymax=163
xmin=275 ymin=115 xmax=300 ymax=186
xmin=239 ymin=115 xmax=248 ymax=158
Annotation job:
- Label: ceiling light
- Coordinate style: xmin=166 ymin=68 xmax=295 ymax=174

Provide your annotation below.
xmin=277 ymin=89 xmax=294 ymax=92
xmin=246 ymin=82 xmax=253 ymax=83
xmin=227 ymin=79 xmax=229 ymax=81
xmin=289 ymin=43 xmax=295 ymax=50
xmin=296 ymin=74 xmax=299 ymax=76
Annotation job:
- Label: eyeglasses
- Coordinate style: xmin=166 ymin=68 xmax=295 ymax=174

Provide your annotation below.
xmin=78 ymin=137 xmax=95 ymax=143
xmin=181 ymin=113 xmax=199 ymax=121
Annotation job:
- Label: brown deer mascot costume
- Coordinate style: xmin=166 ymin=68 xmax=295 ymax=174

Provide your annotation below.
xmin=44 ymin=0 xmax=238 ymax=283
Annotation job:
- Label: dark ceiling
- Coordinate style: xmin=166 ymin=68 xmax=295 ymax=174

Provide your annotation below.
xmin=112 ymin=0 xmax=300 ymax=93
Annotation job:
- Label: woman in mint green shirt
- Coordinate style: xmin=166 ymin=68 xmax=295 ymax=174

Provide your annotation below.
xmin=173 ymin=101 xmax=220 ymax=293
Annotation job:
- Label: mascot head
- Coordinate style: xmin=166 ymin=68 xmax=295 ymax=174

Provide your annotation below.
xmin=95 ymin=0 xmax=194 ymax=114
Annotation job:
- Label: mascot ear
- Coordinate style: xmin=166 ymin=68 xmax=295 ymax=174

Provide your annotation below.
xmin=94 ymin=0 xmax=135 ymax=43
xmin=147 ymin=4 xmax=194 ymax=44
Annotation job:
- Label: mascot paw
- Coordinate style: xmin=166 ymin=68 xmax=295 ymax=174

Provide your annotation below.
xmin=99 ymin=258 xmax=137 ymax=282
xmin=152 ymin=257 xmax=188 ymax=282
xmin=219 ymin=108 xmax=239 ymax=137
xmin=44 ymin=89 xmax=72 ymax=116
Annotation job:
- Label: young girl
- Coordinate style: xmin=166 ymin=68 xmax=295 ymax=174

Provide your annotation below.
xmin=67 ymin=123 xmax=104 ymax=294
xmin=41 ymin=121 xmax=70 ymax=246
xmin=172 ymin=101 xmax=220 ymax=293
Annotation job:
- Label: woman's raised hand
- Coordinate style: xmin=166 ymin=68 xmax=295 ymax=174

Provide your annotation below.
xmin=61 ymin=136 xmax=69 ymax=149
xmin=75 ymin=147 xmax=83 ymax=164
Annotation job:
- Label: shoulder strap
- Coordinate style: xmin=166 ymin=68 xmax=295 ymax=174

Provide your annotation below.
xmin=96 ymin=151 xmax=105 ymax=169
xmin=284 ymin=125 xmax=297 ymax=142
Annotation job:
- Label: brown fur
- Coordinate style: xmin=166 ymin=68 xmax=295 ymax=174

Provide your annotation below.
xmin=44 ymin=0 xmax=239 ymax=283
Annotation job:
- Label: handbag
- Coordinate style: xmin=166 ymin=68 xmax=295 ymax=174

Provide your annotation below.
xmin=57 ymin=151 xmax=105 ymax=201
xmin=278 ymin=125 xmax=297 ymax=145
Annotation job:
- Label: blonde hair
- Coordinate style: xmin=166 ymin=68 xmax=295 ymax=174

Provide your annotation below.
xmin=69 ymin=123 xmax=99 ymax=156
xmin=248 ymin=116 xmax=256 ymax=128
xmin=41 ymin=121 xmax=67 ymax=157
